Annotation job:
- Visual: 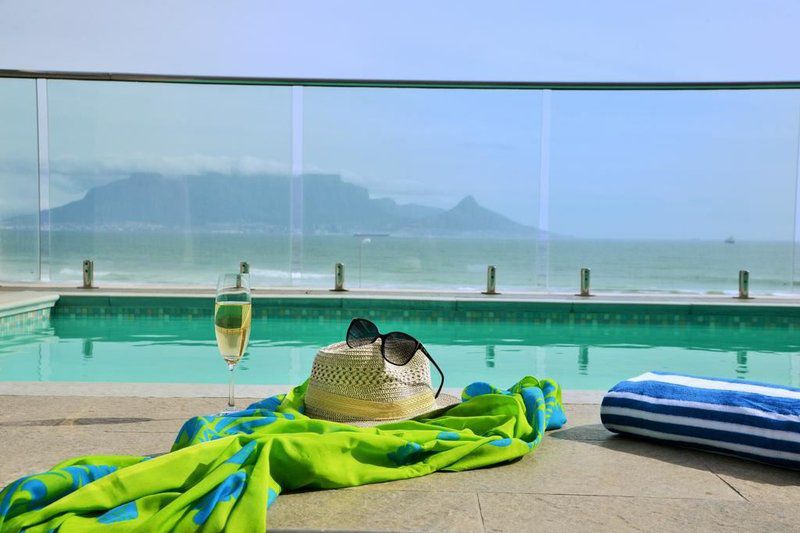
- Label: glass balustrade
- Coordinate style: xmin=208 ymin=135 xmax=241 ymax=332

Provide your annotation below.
xmin=0 ymin=76 xmax=797 ymax=294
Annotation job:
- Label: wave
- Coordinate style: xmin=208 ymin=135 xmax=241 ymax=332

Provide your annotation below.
xmin=58 ymin=267 xmax=111 ymax=278
xmin=248 ymin=268 xmax=329 ymax=280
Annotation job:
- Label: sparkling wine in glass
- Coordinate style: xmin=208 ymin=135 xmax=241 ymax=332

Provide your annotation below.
xmin=215 ymin=273 xmax=252 ymax=412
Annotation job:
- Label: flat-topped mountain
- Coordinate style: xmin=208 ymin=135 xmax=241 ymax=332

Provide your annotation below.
xmin=4 ymin=173 xmax=547 ymax=238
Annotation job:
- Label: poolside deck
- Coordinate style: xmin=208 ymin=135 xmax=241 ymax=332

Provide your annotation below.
xmin=1 ymin=396 xmax=798 ymax=531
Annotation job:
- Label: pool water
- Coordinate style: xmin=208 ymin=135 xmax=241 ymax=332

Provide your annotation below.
xmin=1 ymin=316 xmax=799 ymax=390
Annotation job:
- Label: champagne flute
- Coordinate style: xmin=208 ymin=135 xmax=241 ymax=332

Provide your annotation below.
xmin=215 ymin=273 xmax=252 ymax=412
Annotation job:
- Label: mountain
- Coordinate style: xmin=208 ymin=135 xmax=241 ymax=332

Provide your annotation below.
xmin=3 ymin=173 xmax=547 ymax=238
xmin=397 ymin=195 xmax=542 ymax=238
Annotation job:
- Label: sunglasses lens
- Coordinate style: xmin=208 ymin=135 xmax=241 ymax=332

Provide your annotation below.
xmin=382 ymin=332 xmax=418 ymax=365
xmin=346 ymin=318 xmax=380 ymax=347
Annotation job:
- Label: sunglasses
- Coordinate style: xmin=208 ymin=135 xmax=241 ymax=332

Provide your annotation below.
xmin=346 ymin=317 xmax=444 ymax=399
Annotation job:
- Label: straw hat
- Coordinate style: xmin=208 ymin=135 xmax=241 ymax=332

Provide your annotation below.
xmin=304 ymin=340 xmax=460 ymax=425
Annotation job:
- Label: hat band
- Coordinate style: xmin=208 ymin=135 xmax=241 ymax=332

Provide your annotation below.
xmin=305 ymin=386 xmax=435 ymax=421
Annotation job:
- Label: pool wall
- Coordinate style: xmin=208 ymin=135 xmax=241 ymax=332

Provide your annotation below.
xmin=0 ymin=292 xmax=59 ymax=336
xmin=51 ymin=294 xmax=800 ymax=329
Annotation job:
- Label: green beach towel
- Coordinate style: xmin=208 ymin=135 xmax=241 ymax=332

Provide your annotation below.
xmin=0 ymin=376 xmax=566 ymax=532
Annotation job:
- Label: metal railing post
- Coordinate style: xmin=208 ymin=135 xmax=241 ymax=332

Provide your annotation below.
xmin=81 ymin=259 xmax=94 ymax=288
xmin=482 ymin=265 xmax=498 ymax=295
xmin=578 ymin=267 xmax=591 ymax=297
xmin=332 ymin=263 xmax=347 ymax=292
xmin=738 ymin=270 xmax=751 ymax=299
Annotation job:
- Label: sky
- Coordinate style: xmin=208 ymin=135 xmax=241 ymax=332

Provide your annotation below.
xmin=2 ymin=1 xmax=800 ymax=82
xmin=1 ymin=1 xmax=800 ymax=239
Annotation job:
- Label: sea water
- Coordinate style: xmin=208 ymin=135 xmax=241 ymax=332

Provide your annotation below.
xmin=0 ymin=230 xmax=798 ymax=293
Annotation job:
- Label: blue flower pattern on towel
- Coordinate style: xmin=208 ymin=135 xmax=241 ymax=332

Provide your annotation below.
xmin=193 ymin=472 xmax=246 ymax=525
xmin=97 ymin=501 xmax=138 ymax=524
xmin=226 ymin=441 xmax=258 ymax=465
xmin=388 ymin=442 xmax=424 ymax=465
xmin=174 ymin=397 xmax=298 ymax=448
xmin=463 ymin=382 xmax=493 ymax=398
xmin=63 ymin=465 xmax=117 ymax=491
xmin=20 ymin=479 xmax=48 ymax=511
xmin=267 ymin=488 xmax=278 ymax=508
xmin=0 ymin=478 xmax=28 ymax=518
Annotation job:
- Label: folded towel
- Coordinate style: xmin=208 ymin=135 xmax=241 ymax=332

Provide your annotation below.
xmin=0 ymin=376 xmax=566 ymax=531
xmin=601 ymin=371 xmax=800 ymax=469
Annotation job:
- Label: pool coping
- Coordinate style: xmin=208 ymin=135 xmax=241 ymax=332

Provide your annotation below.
xmin=3 ymin=285 xmax=800 ymax=316
xmin=0 ymin=291 xmax=59 ymax=319
xmin=0 ymin=381 xmax=606 ymax=404
xmin=3 ymin=284 xmax=800 ymax=304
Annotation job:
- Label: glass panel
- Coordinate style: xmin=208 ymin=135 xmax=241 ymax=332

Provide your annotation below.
xmin=301 ymin=87 xmax=542 ymax=290
xmin=0 ymin=78 xmax=39 ymax=282
xmin=45 ymin=81 xmax=292 ymax=285
xmin=548 ymin=90 xmax=800 ymax=294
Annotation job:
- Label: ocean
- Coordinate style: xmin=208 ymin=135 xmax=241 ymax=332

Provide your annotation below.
xmin=0 ymin=230 xmax=797 ymax=294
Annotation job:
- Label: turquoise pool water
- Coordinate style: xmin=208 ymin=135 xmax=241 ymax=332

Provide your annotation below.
xmin=1 ymin=316 xmax=799 ymax=390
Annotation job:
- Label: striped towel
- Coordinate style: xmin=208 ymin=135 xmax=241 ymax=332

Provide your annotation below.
xmin=600 ymin=371 xmax=800 ymax=469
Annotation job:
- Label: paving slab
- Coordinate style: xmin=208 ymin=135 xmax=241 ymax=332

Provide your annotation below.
xmin=269 ymin=489 xmax=483 ymax=532
xmin=0 ymin=395 xmax=249 ymax=422
xmin=0 ymin=396 xmax=259 ymax=485
xmin=356 ymin=437 xmax=740 ymax=501
xmin=478 ymin=493 xmax=800 ymax=532
xmin=699 ymin=452 xmax=800 ymax=504
xmin=356 ymin=405 xmax=741 ymax=501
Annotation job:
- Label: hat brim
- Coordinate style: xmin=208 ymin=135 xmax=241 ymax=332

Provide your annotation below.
xmin=311 ymin=392 xmax=462 ymax=428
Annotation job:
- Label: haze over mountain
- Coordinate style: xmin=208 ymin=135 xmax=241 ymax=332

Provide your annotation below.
xmin=5 ymin=173 xmax=547 ymax=238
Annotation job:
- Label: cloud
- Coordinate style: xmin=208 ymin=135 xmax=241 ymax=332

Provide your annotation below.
xmin=0 ymin=154 xmax=294 ymax=210
xmin=48 ymin=153 xmax=291 ymax=179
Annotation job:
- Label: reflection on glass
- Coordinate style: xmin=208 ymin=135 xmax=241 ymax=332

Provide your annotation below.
xmin=302 ymin=87 xmax=542 ymax=291
xmin=45 ymin=80 xmax=292 ymax=285
xmin=548 ymin=90 xmax=800 ymax=294
xmin=0 ymin=79 xmax=797 ymax=295
xmin=0 ymin=78 xmax=39 ymax=281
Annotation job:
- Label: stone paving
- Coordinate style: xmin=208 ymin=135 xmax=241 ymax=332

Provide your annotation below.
xmin=1 ymin=395 xmax=798 ymax=532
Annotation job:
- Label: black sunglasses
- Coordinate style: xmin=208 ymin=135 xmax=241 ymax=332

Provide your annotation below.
xmin=346 ymin=318 xmax=444 ymax=399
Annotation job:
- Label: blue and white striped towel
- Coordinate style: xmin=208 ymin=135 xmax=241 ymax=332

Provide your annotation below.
xmin=600 ymin=371 xmax=800 ymax=469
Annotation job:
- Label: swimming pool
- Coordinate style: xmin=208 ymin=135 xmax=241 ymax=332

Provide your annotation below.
xmin=1 ymin=313 xmax=798 ymax=390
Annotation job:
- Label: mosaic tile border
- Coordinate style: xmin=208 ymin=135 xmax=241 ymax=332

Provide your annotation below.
xmin=51 ymin=296 xmax=800 ymax=329
xmin=0 ymin=307 xmax=52 ymax=337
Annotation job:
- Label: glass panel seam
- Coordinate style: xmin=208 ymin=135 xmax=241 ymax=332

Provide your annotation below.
xmin=793 ymin=103 xmax=800 ymax=292
xmin=34 ymin=78 xmax=50 ymax=282
xmin=290 ymin=86 xmax=304 ymax=286
xmin=536 ymin=89 xmax=552 ymax=290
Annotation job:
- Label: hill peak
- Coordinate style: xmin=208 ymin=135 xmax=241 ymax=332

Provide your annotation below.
xmin=454 ymin=195 xmax=479 ymax=210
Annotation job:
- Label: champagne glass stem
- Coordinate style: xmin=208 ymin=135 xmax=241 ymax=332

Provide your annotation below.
xmin=227 ymin=363 xmax=236 ymax=408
